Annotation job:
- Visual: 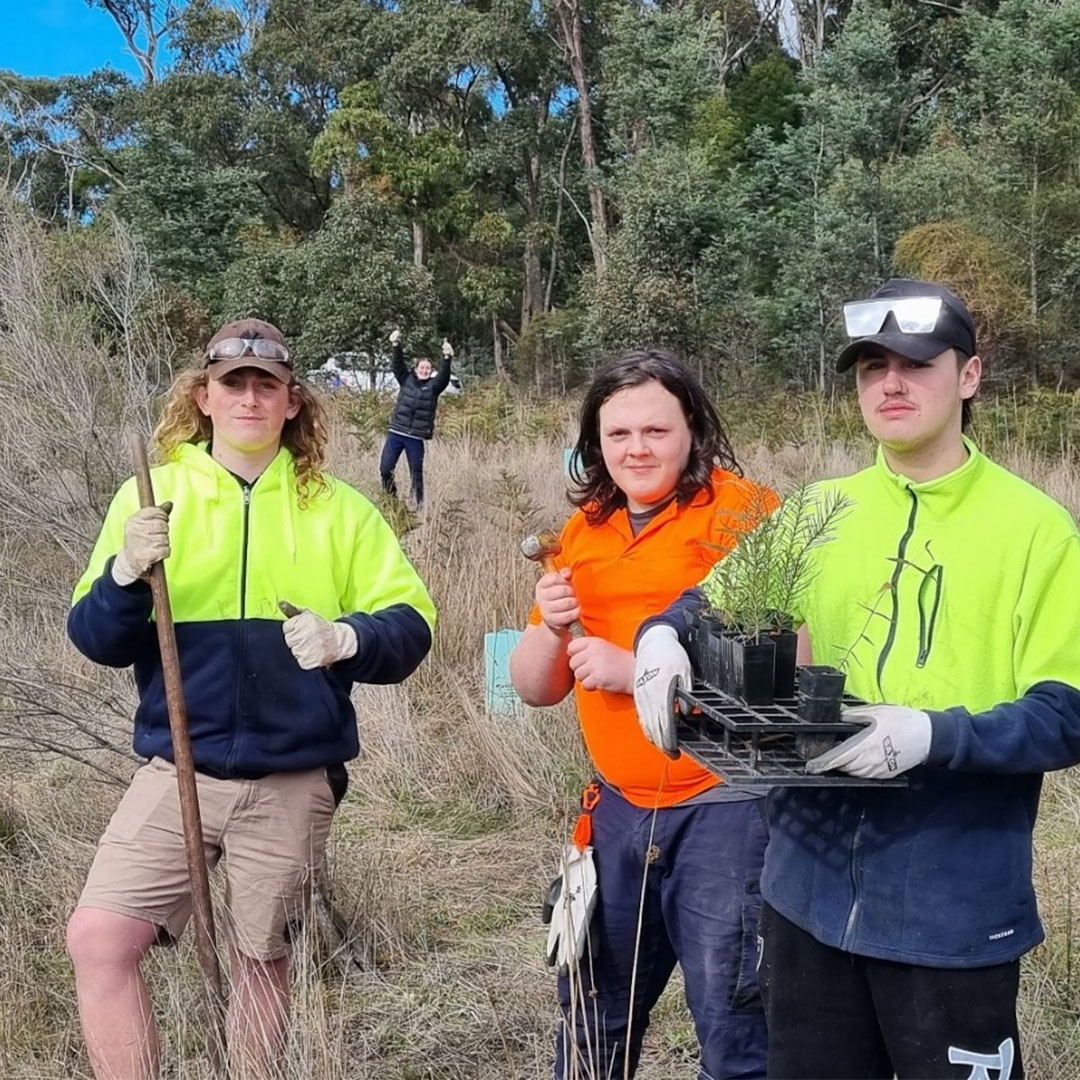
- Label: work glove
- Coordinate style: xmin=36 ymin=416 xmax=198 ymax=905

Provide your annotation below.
xmin=545 ymin=843 xmax=598 ymax=972
xmin=441 ymin=337 xmax=454 ymax=359
xmin=112 ymin=503 xmax=172 ymax=587
xmin=633 ymin=624 xmax=691 ymax=757
xmin=389 ymin=329 xmax=401 ymax=346
xmin=806 ymin=704 xmax=932 ymax=779
xmin=282 ymin=607 xmax=359 ymax=670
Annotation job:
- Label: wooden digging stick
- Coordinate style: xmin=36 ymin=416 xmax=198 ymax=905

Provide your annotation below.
xmin=129 ymin=433 xmax=227 ymax=1074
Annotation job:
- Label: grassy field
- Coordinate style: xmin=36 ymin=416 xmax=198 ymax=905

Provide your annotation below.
xmin=1 ymin=405 xmax=1080 ymax=1078
xmin=1 ymin=208 xmax=1080 ymax=1077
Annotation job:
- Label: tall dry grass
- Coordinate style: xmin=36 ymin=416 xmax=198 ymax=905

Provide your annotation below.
xmin=1 ymin=199 xmax=1079 ymax=1077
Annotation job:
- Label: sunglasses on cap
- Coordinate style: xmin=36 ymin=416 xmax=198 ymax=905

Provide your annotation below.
xmin=206 ymin=337 xmax=291 ymax=364
xmin=842 ymin=296 xmax=944 ymax=338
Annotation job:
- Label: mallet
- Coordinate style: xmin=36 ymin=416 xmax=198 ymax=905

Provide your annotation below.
xmin=520 ymin=531 xmax=586 ymax=639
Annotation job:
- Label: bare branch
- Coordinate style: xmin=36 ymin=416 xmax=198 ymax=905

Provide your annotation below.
xmin=93 ymin=0 xmax=181 ymax=85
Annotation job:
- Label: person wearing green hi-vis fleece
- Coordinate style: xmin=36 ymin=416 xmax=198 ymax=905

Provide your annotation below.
xmin=65 ymin=318 xmax=436 ymax=1080
xmin=633 ymin=280 xmax=1080 ymax=1079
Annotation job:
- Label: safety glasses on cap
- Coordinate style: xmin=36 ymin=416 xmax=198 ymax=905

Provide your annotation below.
xmin=206 ymin=337 xmax=291 ymax=364
xmin=842 ymin=296 xmax=944 ymax=338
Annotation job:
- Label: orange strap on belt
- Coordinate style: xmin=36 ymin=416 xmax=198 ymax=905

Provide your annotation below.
xmin=572 ymin=782 xmax=603 ymax=851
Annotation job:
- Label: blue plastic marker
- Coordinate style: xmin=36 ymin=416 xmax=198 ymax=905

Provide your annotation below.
xmin=484 ymin=629 xmax=525 ymax=716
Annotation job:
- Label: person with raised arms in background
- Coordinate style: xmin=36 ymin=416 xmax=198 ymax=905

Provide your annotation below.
xmin=634 ymin=280 xmax=1080 ymax=1079
xmin=379 ymin=328 xmax=454 ymax=509
xmin=511 ymin=348 xmax=775 ymax=1080
xmin=65 ymin=318 xmax=435 ymax=1079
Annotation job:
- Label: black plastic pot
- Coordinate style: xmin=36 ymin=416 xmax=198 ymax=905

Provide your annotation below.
xmin=705 ymin=625 xmax=726 ymax=688
xmin=683 ymin=609 xmax=703 ymax=680
xmin=796 ymin=665 xmax=846 ymax=724
xmin=729 ymin=635 xmax=777 ymax=705
xmin=717 ymin=630 xmax=734 ymax=691
xmin=692 ymin=613 xmax=723 ymax=688
xmin=770 ymin=628 xmax=798 ymax=700
xmin=794 ymin=665 xmax=847 ymax=760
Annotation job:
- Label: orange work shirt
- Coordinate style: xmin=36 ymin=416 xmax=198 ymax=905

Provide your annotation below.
xmin=529 ymin=469 xmax=771 ymax=809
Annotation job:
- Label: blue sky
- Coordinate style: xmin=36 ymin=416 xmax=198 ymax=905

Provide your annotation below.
xmin=0 ymin=0 xmax=143 ymax=80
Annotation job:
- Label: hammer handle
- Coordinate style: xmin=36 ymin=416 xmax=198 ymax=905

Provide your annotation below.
xmin=541 ymin=555 xmax=587 ymax=639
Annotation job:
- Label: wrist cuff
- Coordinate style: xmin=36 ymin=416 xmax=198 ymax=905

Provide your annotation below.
xmin=111 ymin=551 xmax=141 ymax=587
xmin=334 ymin=621 xmax=359 ymax=661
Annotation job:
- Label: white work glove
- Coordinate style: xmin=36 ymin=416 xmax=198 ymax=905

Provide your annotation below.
xmin=389 ymin=329 xmax=401 ymax=346
xmin=545 ymin=843 xmax=598 ymax=972
xmin=112 ymin=503 xmax=172 ymax=586
xmin=441 ymin=337 xmax=454 ymax=358
xmin=806 ymin=704 xmax=932 ymax=779
xmin=633 ymin=624 xmax=691 ymax=757
xmin=283 ymin=609 xmax=359 ymax=670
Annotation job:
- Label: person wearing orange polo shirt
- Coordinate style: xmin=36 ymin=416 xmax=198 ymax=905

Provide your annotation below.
xmin=510 ymin=349 xmax=770 ymax=1080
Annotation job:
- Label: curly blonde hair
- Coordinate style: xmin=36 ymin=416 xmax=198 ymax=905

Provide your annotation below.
xmin=152 ymin=367 xmax=330 ymax=505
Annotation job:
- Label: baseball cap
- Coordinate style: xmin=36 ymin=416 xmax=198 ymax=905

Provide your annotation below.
xmin=836 ymin=279 xmax=977 ymax=373
xmin=204 ymin=318 xmax=293 ymax=383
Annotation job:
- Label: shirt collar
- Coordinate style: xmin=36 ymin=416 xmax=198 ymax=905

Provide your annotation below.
xmin=874 ymin=434 xmax=985 ymax=513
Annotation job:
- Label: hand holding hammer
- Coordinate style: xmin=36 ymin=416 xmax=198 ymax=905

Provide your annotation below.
xmin=521 ymin=531 xmax=586 ymax=639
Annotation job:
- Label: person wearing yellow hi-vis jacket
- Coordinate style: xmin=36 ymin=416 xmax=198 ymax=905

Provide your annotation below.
xmin=65 ymin=318 xmax=435 ymax=1080
xmin=633 ymin=281 xmax=1080 ymax=1079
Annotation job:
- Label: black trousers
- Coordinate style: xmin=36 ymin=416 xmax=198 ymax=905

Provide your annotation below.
xmin=758 ymin=903 xmax=1023 ymax=1079
xmin=379 ymin=431 xmax=425 ymax=506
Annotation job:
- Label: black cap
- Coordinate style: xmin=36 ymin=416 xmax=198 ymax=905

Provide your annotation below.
xmin=836 ymin=279 xmax=977 ymax=373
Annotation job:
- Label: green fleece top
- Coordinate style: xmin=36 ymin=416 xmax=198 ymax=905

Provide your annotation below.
xmin=669 ymin=438 xmax=1080 ymax=966
xmin=788 ymin=438 xmax=1080 ymax=711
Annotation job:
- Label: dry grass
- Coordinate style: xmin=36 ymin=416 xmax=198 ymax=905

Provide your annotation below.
xmin=1 ymin=199 xmax=1079 ymax=1077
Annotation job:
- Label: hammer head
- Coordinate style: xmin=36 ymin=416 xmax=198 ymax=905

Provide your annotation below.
xmin=521 ymin=530 xmax=562 ymax=562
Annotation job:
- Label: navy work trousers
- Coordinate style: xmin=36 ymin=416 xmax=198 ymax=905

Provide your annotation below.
xmin=379 ymin=430 xmax=425 ymax=506
xmin=759 ymin=903 xmax=1023 ymax=1079
xmin=555 ymin=785 xmax=769 ymax=1080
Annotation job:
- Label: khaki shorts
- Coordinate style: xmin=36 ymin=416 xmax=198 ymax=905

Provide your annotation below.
xmin=78 ymin=758 xmax=338 ymax=961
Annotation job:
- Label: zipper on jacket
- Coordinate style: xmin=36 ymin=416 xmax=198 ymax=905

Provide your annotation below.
xmin=239 ymin=484 xmax=251 ymax=619
xmin=840 ymin=808 xmax=866 ymax=950
xmin=227 ymin=483 xmax=252 ymax=775
xmin=916 ymin=562 xmax=943 ymax=667
xmin=875 ymin=489 xmax=919 ymax=697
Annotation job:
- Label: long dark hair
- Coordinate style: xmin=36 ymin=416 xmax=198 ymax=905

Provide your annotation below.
xmin=570 ymin=348 xmax=741 ymax=524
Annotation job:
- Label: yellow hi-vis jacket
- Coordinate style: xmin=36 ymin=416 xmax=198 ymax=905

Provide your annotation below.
xmin=69 ymin=442 xmax=435 ymax=776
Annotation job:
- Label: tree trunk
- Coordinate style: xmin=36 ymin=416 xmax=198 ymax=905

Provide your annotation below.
xmin=412 ymin=218 xmax=426 ymax=268
xmin=521 ymin=147 xmax=545 ymax=330
xmin=522 ymin=231 xmax=544 ymax=331
xmin=408 ymin=111 xmax=426 ymax=268
xmin=492 ymin=313 xmax=509 ymax=382
xmin=1028 ymin=159 xmax=1039 ymax=388
xmin=554 ymin=0 xmax=607 ymax=272
xmin=796 ymin=0 xmax=828 ymax=71
xmin=545 ymin=115 xmax=577 ymax=312
xmin=818 ymin=293 xmax=826 ymax=393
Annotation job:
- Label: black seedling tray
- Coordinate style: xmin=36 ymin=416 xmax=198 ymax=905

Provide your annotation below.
xmin=674 ymin=681 xmax=908 ymax=789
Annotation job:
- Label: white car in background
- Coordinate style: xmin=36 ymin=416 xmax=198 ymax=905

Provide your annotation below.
xmin=310 ymin=352 xmax=463 ymax=394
